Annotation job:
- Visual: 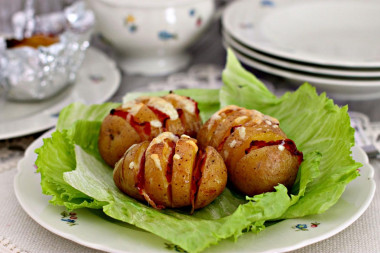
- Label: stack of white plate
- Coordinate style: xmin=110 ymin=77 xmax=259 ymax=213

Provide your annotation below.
xmin=222 ymin=0 xmax=380 ymax=100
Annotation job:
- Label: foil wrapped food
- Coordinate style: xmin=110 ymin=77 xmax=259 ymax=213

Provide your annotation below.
xmin=0 ymin=1 xmax=94 ymax=101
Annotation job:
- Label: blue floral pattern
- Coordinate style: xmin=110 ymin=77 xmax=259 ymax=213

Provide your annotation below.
xmin=158 ymin=31 xmax=178 ymax=41
xmin=261 ymin=0 xmax=275 ymax=7
xmin=60 ymin=211 xmax=78 ymax=226
xmin=293 ymin=222 xmax=320 ymax=231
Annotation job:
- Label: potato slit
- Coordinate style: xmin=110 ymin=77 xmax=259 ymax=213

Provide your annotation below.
xmin=245 ymin=139 xmax=303 ymax=164
xmin=203 ymin=108 xmax=239 ymax=147
xmin=165 ymin=139 xmax=176 ymax=207
xmin=120 ymin=151 xmax=130 ymax=185
xmin=216 ymin=124 xmax=242 ymax=152
xmin=190 ymin=150 xmax=206 ymax=214
xmin=136 ymin=150 xmax=162 ymax=209
xmin=111 ymin=109 xmax=151 ymax=139
xmin=176 ymin=108 xmax=186 ymax=134
xmin=147 ymin=105 xmax=170 ymax=131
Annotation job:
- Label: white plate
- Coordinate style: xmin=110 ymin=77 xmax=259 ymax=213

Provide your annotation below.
xmin=226 ymin=44 xmax=380 ymax=100
xmin=223 ymin=31 xmax=380 ymax=78
xmin=0 ymin=48 xmax=121 ymax=140
xmin=14 ymin=130 xmax=376 ymax=253
xmin=223 ymin=0 xmax=380 ymax=68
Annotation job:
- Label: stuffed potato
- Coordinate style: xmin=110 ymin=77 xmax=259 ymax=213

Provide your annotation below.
xmin=99 ymin=94 xmax=202 ymax=166
xmin=198 ymin=105 xmax=303 ymax=196
xmin=113 ymin=132 xmax=227 ymax=211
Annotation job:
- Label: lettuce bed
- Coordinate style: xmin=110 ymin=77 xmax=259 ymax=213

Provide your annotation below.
xmin=35 ymin=50 xmax=360 ymax=253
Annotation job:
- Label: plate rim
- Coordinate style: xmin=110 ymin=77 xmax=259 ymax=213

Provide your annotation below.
xmin=223 ymin=30 xmax=380 ymax=78
xmin=224 ymin=42 xmax=380 ymax=87
xmin=222 ymin=0 xmax=380 ymax=68
xmin=0 ymin=47 xmax=121 ymax=140
xmin=13 ymin=129 xmax=131 ymax=253
xmin=13 ymin=129 xmax=376 ymax=253
xmin=225 ymin=43 xmax=380 ymax=100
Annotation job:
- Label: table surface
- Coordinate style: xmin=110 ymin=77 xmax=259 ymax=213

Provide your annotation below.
xmin=1 ymin=15 xmax=380 ymax=253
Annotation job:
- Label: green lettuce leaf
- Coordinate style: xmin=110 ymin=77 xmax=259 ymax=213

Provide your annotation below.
xmin=57 ymin=102 xmax=119 ymax=131
xmin=35 ymin=128 xmax=106 ymax=210
xmin=221 ymin=49 xmax=360 ymax=217
xmin=35 ymin=49 xmax=360 ymax=252
xmin=63 ymin=145 xmax=318 ymax=253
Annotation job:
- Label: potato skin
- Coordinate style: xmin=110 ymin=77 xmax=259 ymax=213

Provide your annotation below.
xmin=144 ymin=135 xmax=175 ymax=207
xmin=194 ymin=146 xmax=227 ymax=209
xmin=197 ymin=106 xmax=302 ymax=196
xmin=232 ymin=145 xmax=300 ymax=196
xmin=163 ymin=94 xmax=201 ymax=137
xmin=99 ymin=95 xmax=202 ymax=167
xmin=171 ymin=137 xmax=198 ymax=208
xmin=113 ymin=141 xmax=149 ymax=201
xmin=113 ymin=133 xmax=227 ymax=210
xmin=99 ymin=114 xmax=141 ymax=167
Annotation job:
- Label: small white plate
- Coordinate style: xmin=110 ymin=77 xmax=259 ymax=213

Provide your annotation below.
xmin=226 ymin=45 xmax=380 ymax=100
xmin=14 ymin=130 xmax=376 ymax=253
xmin=0 ymin=48 xmax=120 ymax=140
xmin=223 ymin=31 xmax=380 ymax=78
xmin=223 ymin=0 xmax=380 ymax=68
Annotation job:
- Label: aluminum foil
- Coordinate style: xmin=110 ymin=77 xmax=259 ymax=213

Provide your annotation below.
xmin=0 ymin=1 xmax=94 ymax=101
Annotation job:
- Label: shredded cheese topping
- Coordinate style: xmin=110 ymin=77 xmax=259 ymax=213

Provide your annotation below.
xmin=166 ymin=94 xmax=196 ymax=114
xmin=150 ymin=120 xmax=162 ymax=128
xmin=150 ymin=154 xmax=162 ymax=171
xmin=237 ymin=126 xmax=246 ymax=139
xmin=147 ymin=97 xmax=178 ymax=120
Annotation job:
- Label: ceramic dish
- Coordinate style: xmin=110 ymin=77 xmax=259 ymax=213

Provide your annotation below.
xmin=14 ymin=129 xmax=376 ymax=253
xmin=223 ymin=31 xmax=380 ymax=78
xmin=87 ymin=0 xmax=214 ymax=75
xmin=226 ymin=45 xmax=380 ymax=101
xmin=0 ymin=48 xmax=120 ymax=140
xmin=223 ymin=0 xmax=380 ymax=68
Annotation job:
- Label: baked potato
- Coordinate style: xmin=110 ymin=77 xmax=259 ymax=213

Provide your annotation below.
xmin=113 ymin=132 xmax=227 ymax=211
xmin=99 ymin=94 xmax=202 ymax=166
xmin=197 ymin=105 xmax=303 ymax=196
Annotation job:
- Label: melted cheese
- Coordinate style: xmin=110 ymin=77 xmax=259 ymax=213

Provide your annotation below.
xmin=166 ymin=94 xmax=196 ymax=114
xmin=121 ymin=100 xmax=136 ymax=109
xmin=149 ymin=132 xmax=178 ymax=147
xmin=147 ymin=97 xmax=178 ymax=120
xmin=229 ymin=139 xmax=237 ymax=148
xmin=237 ymin=126 xmax=246 ymax=139
xmin=208 ymin=113 xmax=222 ymax=130
xmin=128 ymin=103 xmax=144 ymax=116
xmin=150 ymin=154 xmax=162 ymax=171
xmin=234 ymin=116 xmax=248 ymax=124
xmin=224 ymin=150 xmax=229 ymax=159
xmin=150 ymin=120 xmax=162 ymax=128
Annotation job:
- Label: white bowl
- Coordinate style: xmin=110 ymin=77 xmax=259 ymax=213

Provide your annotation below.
xmin=87 ymin=0 xmax=215 ymax=75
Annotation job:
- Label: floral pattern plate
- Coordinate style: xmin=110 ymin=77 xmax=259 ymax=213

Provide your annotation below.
xmin=0 ymin=48 xmax=121 ymax=140
xmin=14 ymin=130 xmax=376 ymax=253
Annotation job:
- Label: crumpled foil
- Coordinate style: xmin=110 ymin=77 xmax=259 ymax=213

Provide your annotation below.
xmin=0 ymin=1 xmax=94 ymax=101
